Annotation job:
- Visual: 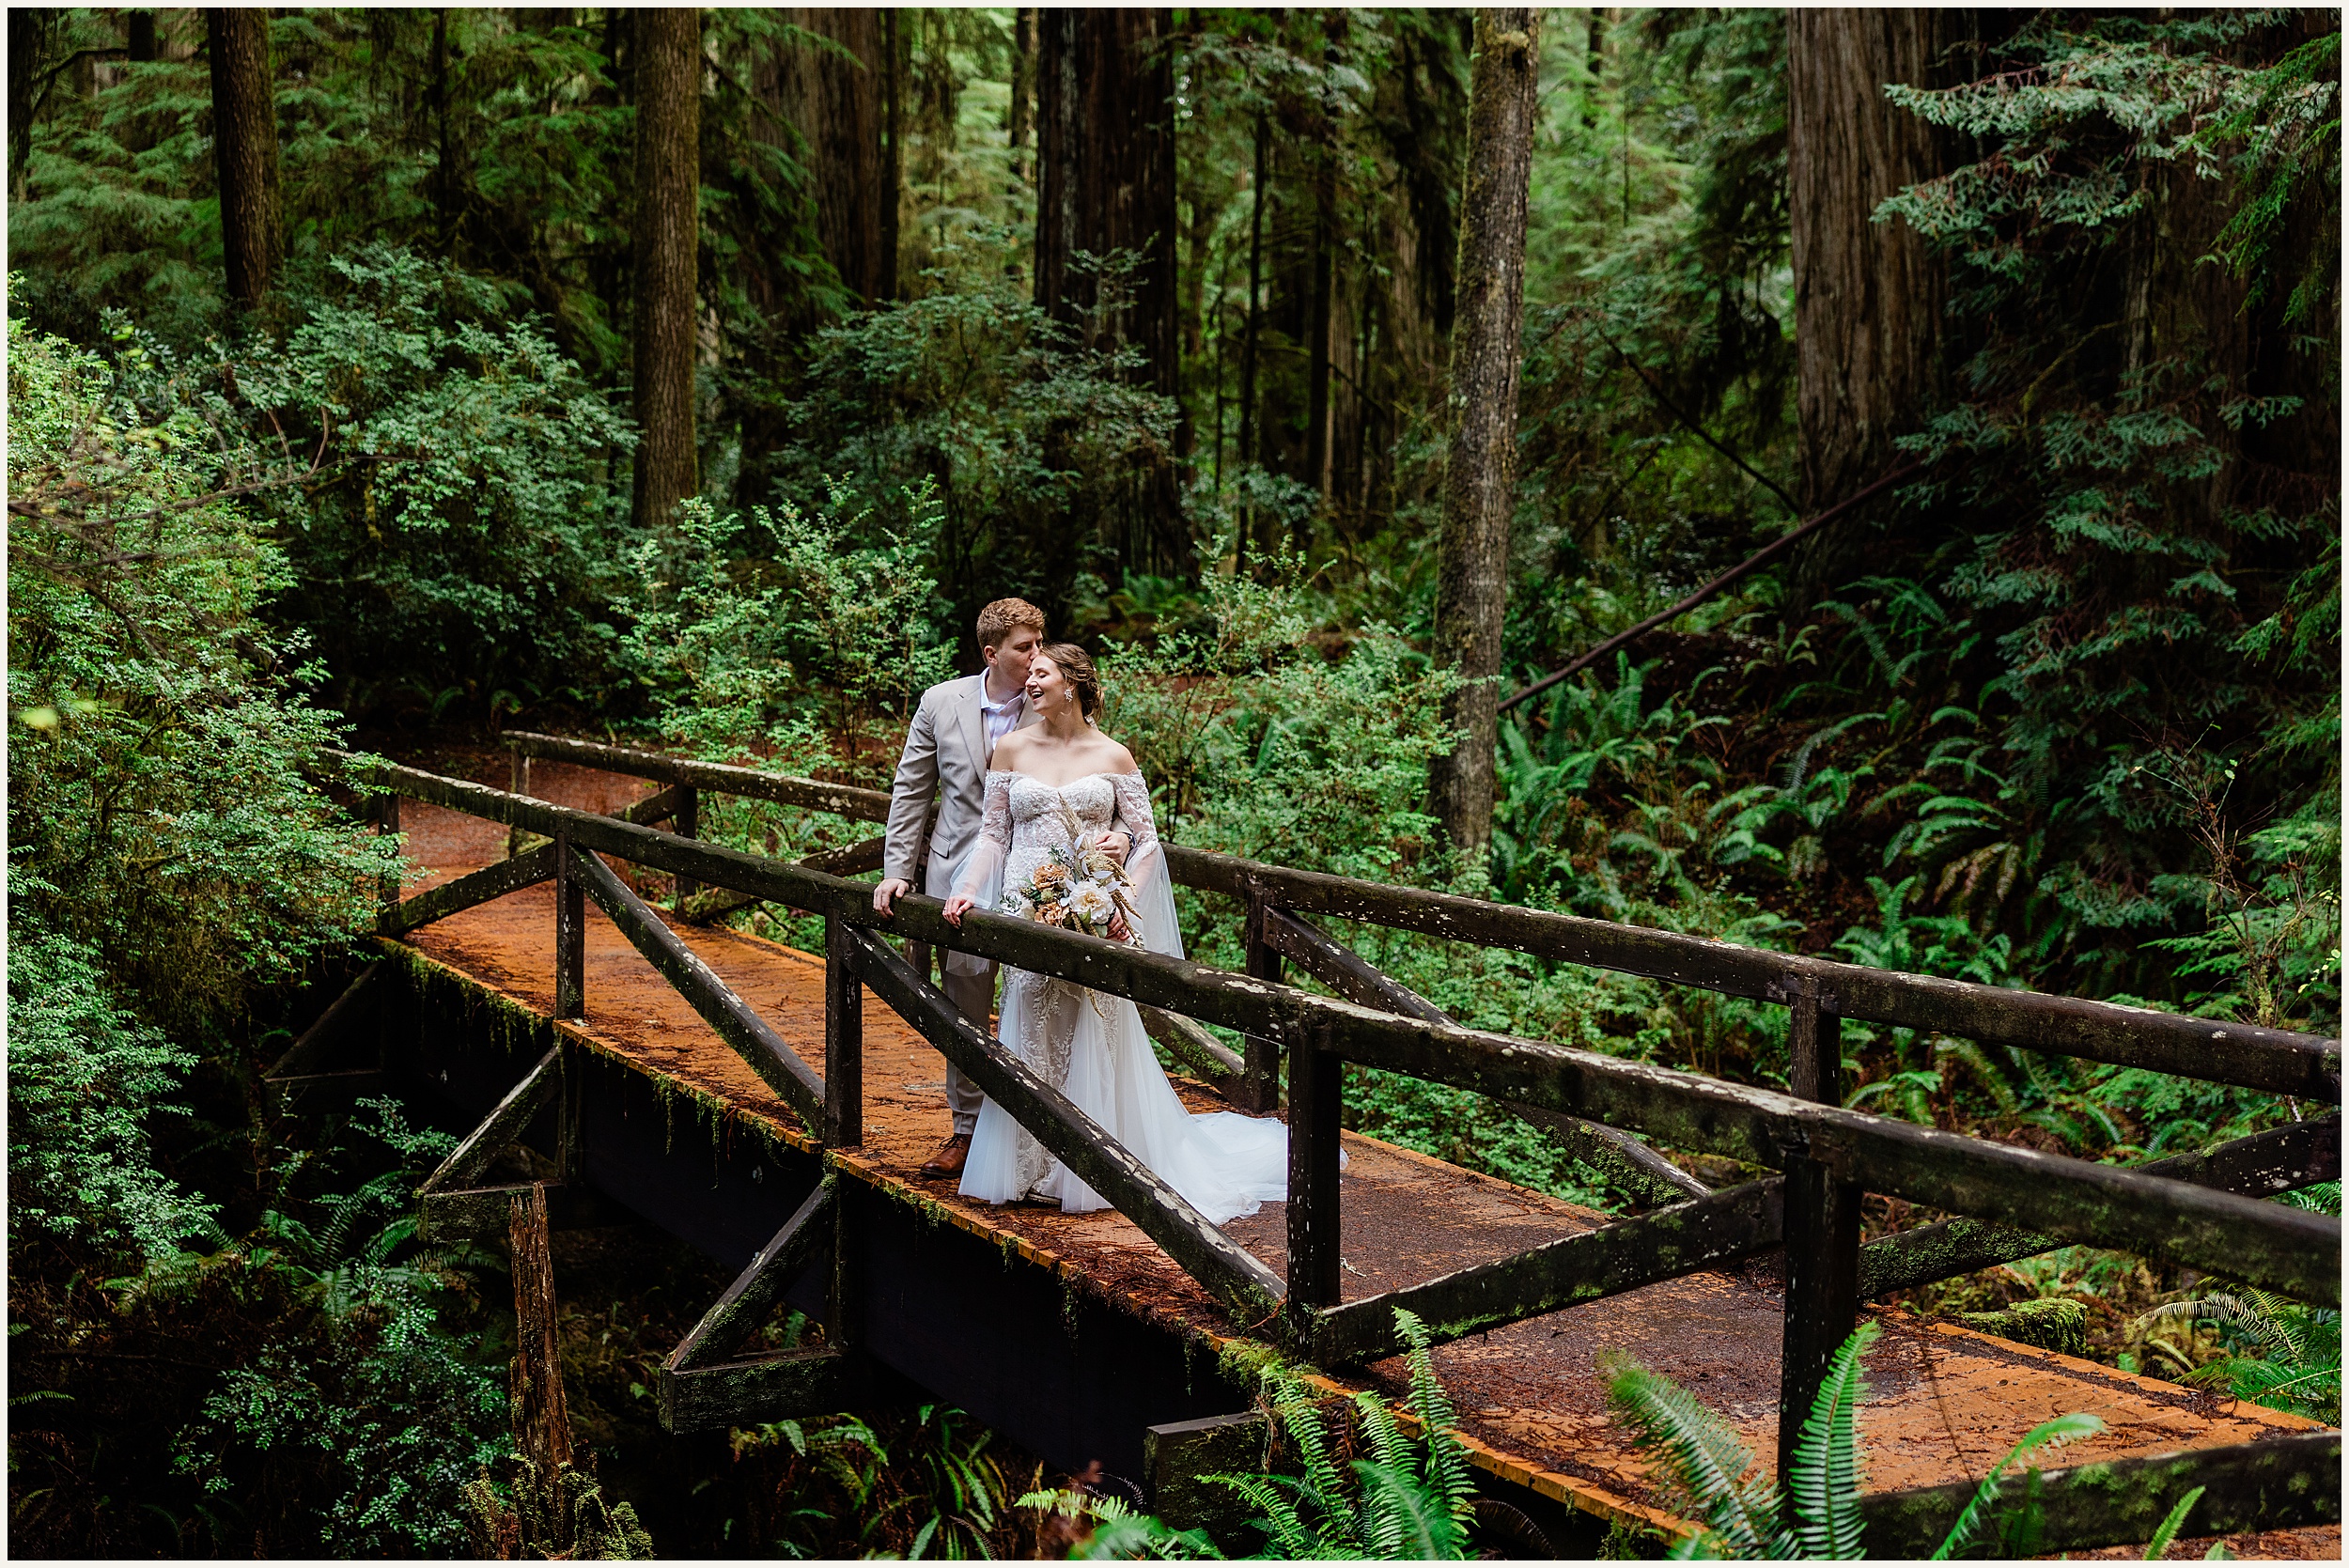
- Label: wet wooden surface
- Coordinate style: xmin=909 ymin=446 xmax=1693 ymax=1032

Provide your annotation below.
xmin=390 ymin=755 xmax=2336 ymax=1545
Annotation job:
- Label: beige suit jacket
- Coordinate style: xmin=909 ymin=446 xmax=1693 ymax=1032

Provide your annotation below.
xmin=882 ymin=672 xmax=1035 ymax=895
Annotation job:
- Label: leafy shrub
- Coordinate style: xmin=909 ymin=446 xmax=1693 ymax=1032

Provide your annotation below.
xmin=764 ymin=225 xmax=1185 ymax=629
xmin=618 ymin=486 xmax=957 ymax=783
xmin=163 ymin=1101 xmax=507 ymax=1556
xmin=6 ymin=908 xmax=209 ymax=1255
xmin=7 ymin=322 xmax=397 ymax=1022
xmin=217 ymin=245 xmax=641 ymax=718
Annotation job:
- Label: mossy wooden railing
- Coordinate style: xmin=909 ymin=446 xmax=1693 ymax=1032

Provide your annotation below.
xmin=349 ymin=743 xmax=2341 ymax=1536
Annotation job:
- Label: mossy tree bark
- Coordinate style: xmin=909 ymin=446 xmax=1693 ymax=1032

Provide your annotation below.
xmin=1034 ymin=7 xmax=1186 ymax=574
xmin=207 ymin=8 xmax=281 ymax=308
xmin=1783 ymin=8 xmax=1950 ymax=609
xmin=1430 ymin=9 xmax=1538 ymax=859
xmin=630 ymin=6 xmax=701 ymax=531
xmin=767 ymin=9 xmax=888 ymax=308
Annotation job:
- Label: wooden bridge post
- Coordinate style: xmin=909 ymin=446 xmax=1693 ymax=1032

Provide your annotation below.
xmin=1238 ymin=888 xmax=1285 ymax=1113
xmin=373 ymin=791 xmax=402 ymax=914
xmin=506 ymin=744 xmax=530 ymax=860
xmin=555 ymin=1043 xmax=586 ymax=1185
xmin=508 ymin=1182 xmax=574 ymax=1477
xmin=1286 ymin=1023 xmax=1344 ymax=1325
xmin=673 ymin=785 xmax=699 ymax=904
xmin=824 ymin=917 xmax=863 ymax=1147
xmin=553 ymin=834 xmax=585 ymax=1020
xmin=1778 ymin=978 xmax=1860 ymax=1482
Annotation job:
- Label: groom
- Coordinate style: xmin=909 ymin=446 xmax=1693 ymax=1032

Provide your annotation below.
xmin=873 ymin=597 xmax=1048 ymax=1179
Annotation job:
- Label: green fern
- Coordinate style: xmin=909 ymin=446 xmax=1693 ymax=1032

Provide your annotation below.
xmin=1786 ymin=1320 xmax=1877 ymax=1559
xmin=1926 ymin=1412 xmax=2105 ymax=1560
xmin=1181 ymin=1308 xmax=1480 ymax=1560
xmin=1601 ymin=1347 xmax=1793 ymax=1558
xmin=1606 ymin=1323 xmax=2108 ymax=1560
xmin=2142 ymin=1483 xmax=2206 ymax=1560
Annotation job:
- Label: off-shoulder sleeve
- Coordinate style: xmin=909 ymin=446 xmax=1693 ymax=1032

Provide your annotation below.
xmin=943 ymin=772 xmax=1015 ymax=978
xmin=952 ymin=771 xmax=1014 ymax=902
xmin=1110 ymin=771 xmax=1184 ymax=960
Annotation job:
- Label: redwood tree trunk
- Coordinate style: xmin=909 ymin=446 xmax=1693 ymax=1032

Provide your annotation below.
xmin=1430 ymin=10 xmax=1538 ymax=859
xmin=1009 ymin=8 xmax=1034 ymax=165
xmin=1784 ymin=8 xmax=1946 ymax=605
xmin=1034 ymin=8 xmax=1185 ymax=570
xmin=631 ymin=6 xmax=701 ymax=529
xmin=208 ymin=8 xmax=281 ymax=307
xmin=768 ymin=9 xmax=888 ymax=307
xmin=1033 ymin=8 xmax=1177 ymax=390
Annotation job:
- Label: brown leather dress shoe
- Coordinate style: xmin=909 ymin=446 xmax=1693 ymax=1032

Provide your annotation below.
xmin=919 ymin=1133 xmax=972 ymax=1180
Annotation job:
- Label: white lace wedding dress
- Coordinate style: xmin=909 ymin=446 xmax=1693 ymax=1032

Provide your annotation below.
xmin=949 ymin=769 xmax=1290 ymax=1224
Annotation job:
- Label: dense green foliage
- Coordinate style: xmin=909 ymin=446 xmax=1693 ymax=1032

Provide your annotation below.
xmin=6 ymin=6 xmax=2338 ymax=1555
xmin=1023 ymin=1309 xmax=1479 ymax=1560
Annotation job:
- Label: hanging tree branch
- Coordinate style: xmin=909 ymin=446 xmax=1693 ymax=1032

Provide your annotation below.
xmin=1499 ymin=461 xmax=1921 ymax=715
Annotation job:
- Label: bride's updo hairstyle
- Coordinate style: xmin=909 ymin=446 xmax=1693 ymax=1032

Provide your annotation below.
xmin=1036 ymin=642 xmax=1103 ymax=722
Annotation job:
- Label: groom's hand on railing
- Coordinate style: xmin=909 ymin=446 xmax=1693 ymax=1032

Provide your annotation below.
xmin=874 ymin=877 xmax=912 ymax=915
xmin=942 ymin=893 xmax=974 ymax=926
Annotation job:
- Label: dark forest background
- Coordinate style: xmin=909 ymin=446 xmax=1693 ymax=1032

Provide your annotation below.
xmin=8 ymin=8 xmax=2340 ymax=1556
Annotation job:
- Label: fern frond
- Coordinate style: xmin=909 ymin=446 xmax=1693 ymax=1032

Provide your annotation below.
xmin=1929 ymin=1411 xmax=2105 ymax=1560
xmin=2142 ymin=1484 xmax=2205 ymax=1560
xmin=1206 ymin=1473 xmax=1319 ymax=1559
xmin=1352 ymin=1459 xmax=1465 ymax=1561
xmin=1788 ymin=1321 xmax=1877 ymax=1560
xmin=1352 ymin=1389 xmax=1411 ymax=1472
xmin=1264 ymin=1368 xmax=1348 ymax=1510
xmin=1602 ymin=1349 xmax=1789 ymax=1558
xmin=1394 ymin=1308 xmax=1477 ymax=1531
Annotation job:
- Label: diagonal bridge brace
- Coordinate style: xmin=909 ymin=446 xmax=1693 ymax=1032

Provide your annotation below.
xmin=414 ymin=1044 xmax=616 ymax=1241
xmin=847 ymin=928 xmax=1288 ymax=1327
xmin=561 ymin=843 xmax=827 ymax=1131
xmin=659 ymin=1175 xmax=855 ymax=1433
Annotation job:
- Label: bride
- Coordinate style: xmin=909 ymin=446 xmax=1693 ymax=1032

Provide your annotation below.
xmin=941 ymin=643 xmax=1290 ymax=1226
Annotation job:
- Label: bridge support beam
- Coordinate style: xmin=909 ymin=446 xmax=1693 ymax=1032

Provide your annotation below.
xmin=1858 ymin=1429 xmax=2341 ymax=1558
xmin=1778 ymin=980 xmax=1859 ymax=1483
xmin=415 ymin=1043 xmax=616 ymax=1241
xmin=660 ymin=1177 xmax=856 ymax=1434
xmin=1145 ymin=1411 xmax=1268 ymax=1538
xmin=263 ymin=965 xmax=384 ymax=1115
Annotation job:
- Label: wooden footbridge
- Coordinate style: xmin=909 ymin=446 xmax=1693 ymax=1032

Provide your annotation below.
xmin=289 ymin=733 xmax=2342 ymax=1556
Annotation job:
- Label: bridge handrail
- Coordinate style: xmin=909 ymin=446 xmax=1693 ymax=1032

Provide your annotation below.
xmin=350 ymin=754 xmax=2338 ymax=1311
xmin=494 ymin=730 xmax=2341 ymax=1102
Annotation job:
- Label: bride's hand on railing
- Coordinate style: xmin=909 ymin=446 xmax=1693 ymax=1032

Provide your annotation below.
xmin=942 ymin=893 xmax=974 ymax=925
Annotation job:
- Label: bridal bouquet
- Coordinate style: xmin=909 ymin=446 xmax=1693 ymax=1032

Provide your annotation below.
xmin=1002 ymin=804 xmax=1143 ymax=944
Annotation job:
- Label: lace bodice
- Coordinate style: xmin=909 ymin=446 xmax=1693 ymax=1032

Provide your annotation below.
xmin=977 ymin=770 xmax=1159 ymax=862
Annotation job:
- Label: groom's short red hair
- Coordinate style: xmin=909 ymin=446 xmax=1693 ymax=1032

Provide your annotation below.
xmin=975 ymin=598 xmax=1047 ymax=650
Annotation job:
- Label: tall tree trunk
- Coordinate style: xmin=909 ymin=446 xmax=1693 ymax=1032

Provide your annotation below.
xmin=428 ymin=8 xmax=456 ymax=254
xmin=1238 ymin=107 xmax=1268 ymax=560
xmin=208 ymin=8 xmax=281 ymax=308
xmin=1034 ymin=8 xmax=1184 ymax=569
xmin=128 ymin=10 xmax=157 ymax=63
xmin=1009 ymin=8 xmax=1034 ymax=167
xmin=1305 ymin=150 xmax=1335 ymax=500
xmin=1430 ymin=10 xmax=1538 ymax=859
xmin=631 ymin=6 xmax=700 ymax=530
xmin=881 ymin=8 xmax=902 ymax=301
xmin=1784 ymin=8 xmax=1946 ymax=609
xmin=768 ymin=9 xmax=887 ymax=307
